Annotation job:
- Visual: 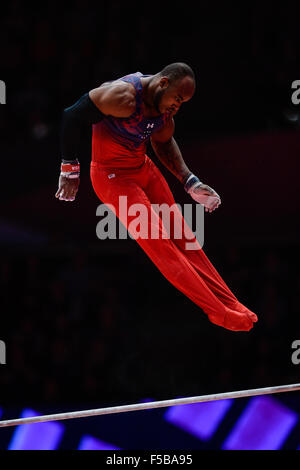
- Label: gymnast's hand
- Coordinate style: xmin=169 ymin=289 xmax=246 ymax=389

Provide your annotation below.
xmin=55 ymin=174 xmax=80 ymax=201
xmin=184 ymin=174 xmax=221 ymax=213
xmin=55 ymin=160 xmax=80 ymax=201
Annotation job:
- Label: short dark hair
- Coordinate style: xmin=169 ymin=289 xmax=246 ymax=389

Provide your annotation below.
xmin=159 ymin=62 xmax=195 ymax=83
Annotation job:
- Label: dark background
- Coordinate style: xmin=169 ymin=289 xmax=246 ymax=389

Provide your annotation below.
xmin=0 ymin=0 xmax=300 ymax=419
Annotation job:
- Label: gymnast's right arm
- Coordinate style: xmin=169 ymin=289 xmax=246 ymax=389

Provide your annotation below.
xmin=55 ymin=83 xmax=136 ymax=201
xmin=55 ymin=92 xmax=104 ymax=201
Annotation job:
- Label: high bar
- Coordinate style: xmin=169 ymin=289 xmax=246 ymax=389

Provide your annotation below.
xmin=0 ymin=382 xmax=300 ymax=428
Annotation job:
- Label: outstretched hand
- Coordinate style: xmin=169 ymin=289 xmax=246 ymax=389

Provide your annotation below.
xmin=189 ymin=183 xmax=221 ymax=213
xmin=55 ymin=175 xmax=80 ymax=201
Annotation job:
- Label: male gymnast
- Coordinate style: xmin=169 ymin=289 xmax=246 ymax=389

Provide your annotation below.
xmin=55 ymin=62 xmax=258 ymax=332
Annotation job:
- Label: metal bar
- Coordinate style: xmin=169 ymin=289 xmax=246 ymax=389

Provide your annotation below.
xmin=1 ymin=383 xmax=300 ymax=427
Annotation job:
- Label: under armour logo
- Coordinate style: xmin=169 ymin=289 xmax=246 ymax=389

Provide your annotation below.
xmin=146 ymin=123 xmax=154 ymax=129
xmin=108 ymin=174 xmax=116 ymax=179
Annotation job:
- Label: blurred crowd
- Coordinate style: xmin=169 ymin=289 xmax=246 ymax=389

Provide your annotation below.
xmin=2 ymin=0 xmax=300 ymax=148
xmin=1 ymin=2 xmax=300 ymax=409
xmin=1 ymin=1 xmax=300 ymax=198
xmin=1 ymin=242 xmax=299 ymax=407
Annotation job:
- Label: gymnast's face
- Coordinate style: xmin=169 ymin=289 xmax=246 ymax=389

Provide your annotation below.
xmin=154 ymin=76 xmax=195 ymax=115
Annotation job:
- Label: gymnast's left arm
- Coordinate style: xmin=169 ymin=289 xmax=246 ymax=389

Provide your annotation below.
xmin=150 ymin=119 xmax=221 ymax=213
xmin=150 ymin=117 xmax=191 ymax=184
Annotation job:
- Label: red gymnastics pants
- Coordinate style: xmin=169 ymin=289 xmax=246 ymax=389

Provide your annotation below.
xmin=90 ymin=156 xmax=257 ymax=331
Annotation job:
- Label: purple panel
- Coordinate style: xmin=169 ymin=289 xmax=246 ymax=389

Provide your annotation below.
xmin=164 ymin=399 xmax=233 ymax=440
xmin=222 ymin=396 xmax=298 ymax=450
xmin=8 ymin=409 xmax=64 ymax=450
xmin=78 ymin=435 xmax=120 ymax=450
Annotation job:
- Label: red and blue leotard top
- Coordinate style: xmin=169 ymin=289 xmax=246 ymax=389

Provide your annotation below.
xmin=91 ymin=72 xmax=170 ymax=169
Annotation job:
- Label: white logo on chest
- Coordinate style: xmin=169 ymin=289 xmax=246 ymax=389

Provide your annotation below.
xmin=137 ymin=122 xmax=156 ymax=140
xmin=139 ymin=122 xmax=155 ymax=139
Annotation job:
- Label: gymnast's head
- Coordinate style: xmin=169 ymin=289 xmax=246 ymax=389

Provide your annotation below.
xmin=152 ymin=62 xmax=196 ymax=115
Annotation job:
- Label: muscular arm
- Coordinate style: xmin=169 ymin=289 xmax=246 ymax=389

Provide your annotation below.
xmin=89 ymin=81 xmax=136 ymax=117
xmin=151 ymin=117 xmax=222 ymax=214
xmin=56 ymin=81 xmax=136 ymax=201
xmin=61 ymin=81 xmax=136 ymax=160
xmin=150 ymin=118 xmax=192 ymax=184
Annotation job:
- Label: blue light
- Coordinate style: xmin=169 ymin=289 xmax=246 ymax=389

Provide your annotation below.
xmin=8 ymin=409 xmax=64 ymax=450
xmin=222 ymin=396 xmax=298 ymax=450
xmin=78 ymin=435 xmax=121 ymax=450
xmin=164 ymin=399 xmax=233 ymax=440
